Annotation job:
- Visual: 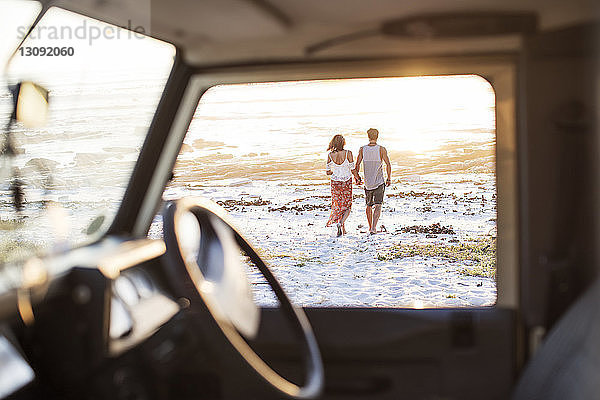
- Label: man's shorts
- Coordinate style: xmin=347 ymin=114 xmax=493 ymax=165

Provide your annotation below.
xmin=365 ymin=183 xmax=385 ymax=206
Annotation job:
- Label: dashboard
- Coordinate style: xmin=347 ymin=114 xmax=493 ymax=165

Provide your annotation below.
xmin=0 ymin=331 xmax=35 ymax=397
xmin=0 ymin=238 xmax=185 ymax=400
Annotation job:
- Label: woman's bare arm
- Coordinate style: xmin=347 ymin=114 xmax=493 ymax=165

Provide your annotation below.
xmin=326 ymin=153 xmax=333 ymax=175
xmin=353 ymin=149 xmax=363 ymax=184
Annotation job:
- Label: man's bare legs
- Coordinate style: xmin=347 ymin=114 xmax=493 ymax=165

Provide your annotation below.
xmin=366 ymin=205 xmax=373 ymax=233
xmin=372 ymin=204 xmax=382 ymax=233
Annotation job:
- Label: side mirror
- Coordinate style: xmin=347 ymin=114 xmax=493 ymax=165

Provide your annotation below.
xmin=10 ymin=81 xmax=49 ymax=128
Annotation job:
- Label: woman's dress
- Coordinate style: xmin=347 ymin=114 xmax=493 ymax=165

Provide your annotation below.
xmin=326 ymin=151 xmax=354 ymax=226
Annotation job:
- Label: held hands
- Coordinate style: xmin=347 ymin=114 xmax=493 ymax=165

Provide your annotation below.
xmin=355 ymin=176 xmax=362 ymax=185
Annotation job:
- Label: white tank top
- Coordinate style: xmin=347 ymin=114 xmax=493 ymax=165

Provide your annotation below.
xmin=361 ymin=144 xmax=385 ymax=190
xmin=327 ymin=150 xmax=354 ymax=182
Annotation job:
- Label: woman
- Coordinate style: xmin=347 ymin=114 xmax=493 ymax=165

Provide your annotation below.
xmin=325 ymin=134 xmax=361 ymax=236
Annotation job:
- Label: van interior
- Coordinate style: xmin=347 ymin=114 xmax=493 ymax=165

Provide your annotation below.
xmin=0 ymin=1 xmax=598 ymax=399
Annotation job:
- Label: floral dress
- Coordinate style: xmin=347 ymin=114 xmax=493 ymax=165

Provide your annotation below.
xmin=325 ymin=151 xmax=354 ymax=226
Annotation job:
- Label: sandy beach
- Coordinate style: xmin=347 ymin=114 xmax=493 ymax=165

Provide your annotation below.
xmin=155 ymin=171 xmax=497 ymax=308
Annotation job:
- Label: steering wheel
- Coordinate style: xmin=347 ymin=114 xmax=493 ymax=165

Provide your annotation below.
xmin=161 ymin=197 xmax=323 ymax=399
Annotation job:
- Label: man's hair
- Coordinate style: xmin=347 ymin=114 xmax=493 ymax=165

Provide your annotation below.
xmin=367 ymin=128 xmax=379 ymax=140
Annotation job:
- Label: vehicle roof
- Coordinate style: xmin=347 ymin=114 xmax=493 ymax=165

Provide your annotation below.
xmin=50 ymin=0 xmax=600 ymax=66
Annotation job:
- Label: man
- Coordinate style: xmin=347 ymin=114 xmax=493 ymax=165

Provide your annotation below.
xmin=355 ymin=128 xmax=392 ymax=234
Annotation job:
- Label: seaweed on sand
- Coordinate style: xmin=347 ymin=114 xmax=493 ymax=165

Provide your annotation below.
xmin=376 ymin=236 xmax=496 ymax=278
xmin=217 ymin=198 xmax=271 ymax=210
xmin=0 ymin=239 xmax=41 ymax=265
xmin=398 ymin=223 xmax=456 ymax=235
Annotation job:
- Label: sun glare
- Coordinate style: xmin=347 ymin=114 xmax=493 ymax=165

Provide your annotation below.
xmin=189 ymin=75 xmax=496 ymax=180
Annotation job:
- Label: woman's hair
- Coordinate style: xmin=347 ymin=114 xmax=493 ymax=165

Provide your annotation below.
xmin=328 ymin=134 xmax=345 ymax=152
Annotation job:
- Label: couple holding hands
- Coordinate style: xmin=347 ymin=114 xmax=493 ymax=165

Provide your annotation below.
xmin=326 ymin=128 xmax=392 ymax=236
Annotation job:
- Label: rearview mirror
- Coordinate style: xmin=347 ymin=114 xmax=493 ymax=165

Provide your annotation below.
xmin=10 ymin=82 xmax=49 ymax=128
